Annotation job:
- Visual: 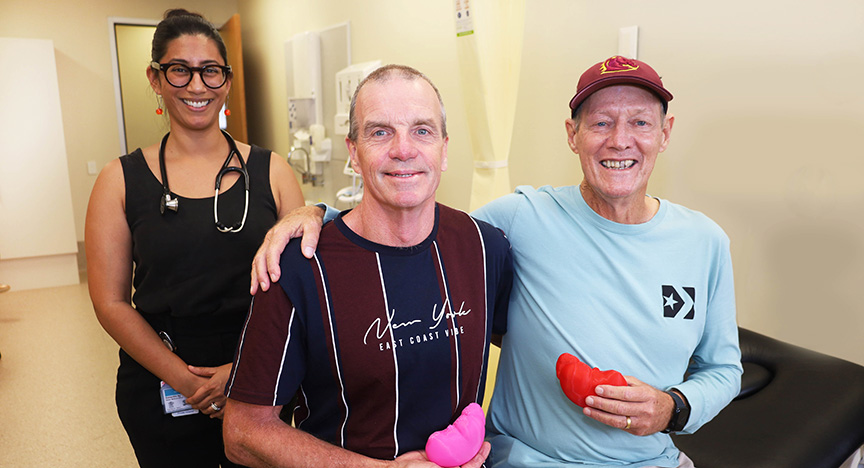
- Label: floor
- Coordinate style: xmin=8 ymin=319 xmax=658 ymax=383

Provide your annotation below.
xmin=2 ymin=278 xmax=862 ymax=468
xmin=0 ymin=276 xmax=138 ymax=467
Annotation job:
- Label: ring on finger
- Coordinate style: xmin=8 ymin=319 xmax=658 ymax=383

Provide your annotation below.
xmin=624 ymin=416 xmax=632 ymax=430
xmin=210 ymin=402 xmax=222 ymax=412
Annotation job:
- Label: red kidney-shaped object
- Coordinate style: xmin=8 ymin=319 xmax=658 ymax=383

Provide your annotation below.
xmin=425 ymin=402 xmax=485 ymax=467
xmin=556 ymin=353 xmax=627 ymax=407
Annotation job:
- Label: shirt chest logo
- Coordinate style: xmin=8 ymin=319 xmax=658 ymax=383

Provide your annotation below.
xmin=663 ymin=285 xmax=696 ymax=320
xmin=363 ymin=298 xmax=473 ymax=350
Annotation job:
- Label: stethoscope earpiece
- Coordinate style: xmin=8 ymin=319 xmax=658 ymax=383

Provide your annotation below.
xmin=213 ymin=130 xmax=249 ymax=233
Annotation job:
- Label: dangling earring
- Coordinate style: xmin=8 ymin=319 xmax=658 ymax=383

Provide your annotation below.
xmin=155 ymin=95 xmax=164 ymax=115
xmin=223 ymin=94 xmax=232 ymax=116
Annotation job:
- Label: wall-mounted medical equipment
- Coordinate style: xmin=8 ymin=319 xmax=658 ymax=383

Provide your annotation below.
xmin=286 ymin=31 xmax=331 ymax=186
xmin=330 ymin=61 xmax=379 ymax=204
xmin=288 ymin=122 xmax=332 ymax=187
xmin=336 ymin=159 xmax=363 ymax=206
xmin=334 ymin=60 xmax=382 ymax=135
xmin=290 ymin=31 xmax=323 ymax=126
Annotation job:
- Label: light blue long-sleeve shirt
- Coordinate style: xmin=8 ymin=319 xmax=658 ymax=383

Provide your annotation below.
xmin=473 ymin=185 xmax=742 ymax=468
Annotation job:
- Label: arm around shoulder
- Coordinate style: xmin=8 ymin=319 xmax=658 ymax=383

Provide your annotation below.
xmin=250 ymin=201 xmax=328 ymax=294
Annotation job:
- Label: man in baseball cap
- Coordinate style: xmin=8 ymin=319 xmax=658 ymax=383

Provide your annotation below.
xmin=246 ymin=56 xmax=742 ymax=468
xmin=477 ymin=55 xmax=740 ymax=468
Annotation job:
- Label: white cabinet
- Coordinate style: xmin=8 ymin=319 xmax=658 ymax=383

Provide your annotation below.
xmin=0 ymin=38 xmax=79 ymax=290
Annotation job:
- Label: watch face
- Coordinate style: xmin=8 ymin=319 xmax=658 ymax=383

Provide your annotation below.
xmin=665 ymin=390 xmax=690 ymax=433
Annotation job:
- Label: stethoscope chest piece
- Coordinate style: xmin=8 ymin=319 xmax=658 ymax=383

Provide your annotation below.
xmin=158 ymin=132 xmax=180 ymax=214
xmin=160 ymin=192 xmax=179 ymax=214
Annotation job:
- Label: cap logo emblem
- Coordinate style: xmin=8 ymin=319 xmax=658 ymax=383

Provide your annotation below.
xmin=600 ymin=56 xmax=639 ymax=74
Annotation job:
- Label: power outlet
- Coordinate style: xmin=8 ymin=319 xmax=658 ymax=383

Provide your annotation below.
xmin=618 ymin=26 xmax=639 ymax=59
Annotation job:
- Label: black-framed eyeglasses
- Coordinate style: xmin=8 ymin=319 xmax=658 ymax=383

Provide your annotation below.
xmin=150 ymin=62 xmax=232 ymax=89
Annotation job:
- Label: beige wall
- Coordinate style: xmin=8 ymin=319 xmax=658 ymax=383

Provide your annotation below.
xmin=5 ymin=0 xmax=862 ymax=365
xmin=0 ymin=0 xmax=238 ymax=242
xmin=505 ymin=0 xmax=864 ymax=366
xmin=235 ymin=0 xmax=476 ymax=210
xmin=238 ymin=0 xmax=864 ymax=365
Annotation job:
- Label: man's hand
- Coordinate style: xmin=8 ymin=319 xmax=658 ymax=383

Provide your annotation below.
xmin=250 ymin=205 xmax=326 ymax=294
xmin=582 ymin=375 xmax=675 ymax=436
xmin=393 ymin=441 xmax=491 ymax=468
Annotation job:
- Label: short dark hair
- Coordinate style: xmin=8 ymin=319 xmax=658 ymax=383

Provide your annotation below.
xmin=347 ymin=64 xmax=447 ymax=141
xmin=151 ymin=9 xmax=228 ymax=65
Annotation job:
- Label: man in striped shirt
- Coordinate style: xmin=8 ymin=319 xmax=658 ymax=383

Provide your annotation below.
xmin=223 ymin=64 xmax=513 ymax=468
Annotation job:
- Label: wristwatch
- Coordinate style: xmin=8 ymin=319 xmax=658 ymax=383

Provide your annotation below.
xmin=661 ymin=389 xmax=691 ymax=433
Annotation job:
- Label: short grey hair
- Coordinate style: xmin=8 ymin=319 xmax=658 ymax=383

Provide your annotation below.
xmin=346 ymin=64 xmax=447 ymax=141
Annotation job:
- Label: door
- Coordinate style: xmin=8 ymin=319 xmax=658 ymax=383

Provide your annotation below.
xmin=219 ymin=14 xmax=248 ymax=143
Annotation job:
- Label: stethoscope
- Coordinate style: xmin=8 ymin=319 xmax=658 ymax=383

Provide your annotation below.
xmin=158 ymin=129 xmax=249 ymax=233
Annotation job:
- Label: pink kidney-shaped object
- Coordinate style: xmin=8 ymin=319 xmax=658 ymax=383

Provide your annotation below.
xmin=425 ymin=402 xmax=486 ymax=467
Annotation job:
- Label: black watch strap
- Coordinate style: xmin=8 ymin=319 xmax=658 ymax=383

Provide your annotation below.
xmin=661 ymin=390 xmax=691 ymax=433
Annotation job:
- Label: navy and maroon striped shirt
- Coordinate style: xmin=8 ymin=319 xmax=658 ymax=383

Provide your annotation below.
xmin=227 ymin=204 xmax=512 ymax=459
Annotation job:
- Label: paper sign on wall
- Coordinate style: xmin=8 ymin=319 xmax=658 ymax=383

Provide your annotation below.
xmin=455 ymin=0 xmax=474 ymax=36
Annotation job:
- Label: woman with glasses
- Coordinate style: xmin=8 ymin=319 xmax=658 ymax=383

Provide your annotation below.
xmin=85 ymin=9 xmax=304 ymax=467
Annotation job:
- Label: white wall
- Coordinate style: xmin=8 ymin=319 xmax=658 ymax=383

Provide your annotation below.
xmin=507 ymin=0 xmax=864 ymax=366
xmin=0 ymin=38 xmax=79 ymax=290
xmin=240 ymin=0 xmax=864 ymax=366
xmin=237 ymin=0 xmax=475 ymax=210
xmin=0 ymin=0 xmax=238 ymax=242
xmin=4 ymin=0 xmax=862 ymax=365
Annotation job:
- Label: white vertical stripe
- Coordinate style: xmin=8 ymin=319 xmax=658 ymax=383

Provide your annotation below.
xmin=316 ymin=253 xmax=351 ymax=448
xmin=433 ymin=240 xmax=461 ymax=408
xmin=272 ymin=307 xmax=296 ymax=406
xmin=468 ymin=217 xmax=489 ymax=403
xmin=296 ymin=386 xmax=311 ymax=426
xmin=226 ymin=296 xmax=257 ymax=394
xmin=376 ymin=252 xmax=401 ymax=459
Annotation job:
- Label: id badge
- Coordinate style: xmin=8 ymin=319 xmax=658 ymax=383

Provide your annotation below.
xmin=160 ymin=381 xmax=199 ymax=417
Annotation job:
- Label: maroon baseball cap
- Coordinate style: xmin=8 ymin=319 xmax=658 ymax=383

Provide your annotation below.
xmin=568 ymin=56 xmax=673 ymax=111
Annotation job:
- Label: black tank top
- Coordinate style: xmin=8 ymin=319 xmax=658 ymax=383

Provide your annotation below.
xmin=121 ymin=145 xmax=277 ymax=320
